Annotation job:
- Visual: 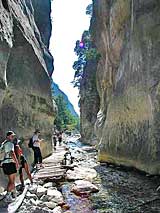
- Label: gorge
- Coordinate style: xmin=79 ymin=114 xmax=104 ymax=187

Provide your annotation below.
xmin=80 ymin=0 xmax=160 ymax=175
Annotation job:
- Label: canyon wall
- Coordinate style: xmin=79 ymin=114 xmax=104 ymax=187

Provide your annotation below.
xmin=0 ymin=0 xmax=55 ymax=187
xmin=81 ymin=0 xmax=160 ymax=174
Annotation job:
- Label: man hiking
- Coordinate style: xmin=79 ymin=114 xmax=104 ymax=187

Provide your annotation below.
xmin=13 ymin=138 xmax=33 ymax=190
xmin=0 ymin=131 xmax=19 ymax=202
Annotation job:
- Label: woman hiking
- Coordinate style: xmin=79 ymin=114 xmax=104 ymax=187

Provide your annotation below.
xmin=32 ymin=129 xmax=44 ymax=169
xmin=13 ymin=138 xmax=33 ymax=190
xmin=0 ymin=131 xmax=19 ymax=202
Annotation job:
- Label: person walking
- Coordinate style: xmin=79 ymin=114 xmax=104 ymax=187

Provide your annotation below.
xmin=57 ymin=131 xmax=63 ymax=146
xmin=32 ymin=129 xmax=44 ymax=169
xmin=0 ymin=131 xmax=19 ymax=202
xmin=53 ymin=133 xmax=57 ymax=151
xmin=13 ymin=138 xmax=33 ymax=190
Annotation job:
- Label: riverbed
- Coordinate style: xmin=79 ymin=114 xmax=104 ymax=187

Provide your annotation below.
xmin=61 ymin=138 xmax=160 ymax=213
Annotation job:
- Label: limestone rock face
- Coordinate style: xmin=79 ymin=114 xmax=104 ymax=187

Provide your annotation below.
xmin=80 ymin=60 xmax=100 ymax=145
xmin=82 ymin=0 xmax=160 ymax=174
xmin=0 ymin=0 xmax=56 ymax=184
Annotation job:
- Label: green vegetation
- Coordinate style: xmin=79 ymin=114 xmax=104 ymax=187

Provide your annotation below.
xmin=72 ymin=4 xmax=100 ymax=89
xmin=54 ymin=95 xmax=80 ymax=131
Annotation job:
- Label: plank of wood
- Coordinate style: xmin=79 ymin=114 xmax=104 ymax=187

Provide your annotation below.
xmin=34 ymin=173 xmax=65 ymax=179
xmin=8 ymin=185 xmax=28 ymax=213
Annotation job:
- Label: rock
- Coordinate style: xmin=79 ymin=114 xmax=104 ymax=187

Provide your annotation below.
xmin=47 ymin=189 xmax=64 ymax=204
xmin=0 ymin=186 xmax=4 ymax=194
xmin=61 ymin=204 xmax=70 ymax=211
xmin=37 ymin=185 xmax=47 ymax=198
xmin=52 ymin=206 xmax=62 ymax=213
xmin=80 ymin=0 xmax=160 ymax=175
xmin=40 ymin=194 xmax=49 ymax=202
xmin=43 ymin=182 xmax=54 ymax=188
xmin=44 ymin=201 xmax=57 ymax=209
xmin=0 ymin=0 xmax=56 ymax=187
xmin=66 ymin=167 xmax=97 ymax=181
xmin=26 ymin=191 xmax=38 ymax=200
xmin=30 ymin=198 xmax=38 ymax=206
xmin=71 ymin=180 xmax=99 ymax=196
xmin=28 ymin=184 xmax=38 ymax=194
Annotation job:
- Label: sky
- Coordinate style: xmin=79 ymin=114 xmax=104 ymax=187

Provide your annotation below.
xmin=50 ymin=0 xmax=92 ymax=114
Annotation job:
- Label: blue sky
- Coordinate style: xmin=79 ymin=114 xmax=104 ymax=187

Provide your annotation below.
xmin=50 ymin=0 xmax=91 ymax=114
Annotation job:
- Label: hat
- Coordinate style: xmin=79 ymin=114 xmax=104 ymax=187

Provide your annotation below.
xmin=6 ymin=131 xmax=16 ymax=137
xmin=34 ymin=129 xmax=40 ymax=134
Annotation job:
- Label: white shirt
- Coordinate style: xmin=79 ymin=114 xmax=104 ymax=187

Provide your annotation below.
xmin=32 ymin=134 xmax=40 ymax=148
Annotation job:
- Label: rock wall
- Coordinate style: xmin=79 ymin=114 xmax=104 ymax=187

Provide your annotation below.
xmin=80 ymin=60 xmax=100 ymax=144
xmin=82 ymin=0 xmax=160 ymax=174
xmin=0 ymin=0 xmax=56 ymax=187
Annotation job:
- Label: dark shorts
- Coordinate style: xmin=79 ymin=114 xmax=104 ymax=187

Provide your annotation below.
xmin=20 ymin=155 xmax=27 ymax=168
xmin=2 ymin=162 xmax=17 ymax=175
xmin=19 ymin=155 xmax=27 ymax=174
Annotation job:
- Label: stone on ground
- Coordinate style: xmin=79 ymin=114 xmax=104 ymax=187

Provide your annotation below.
xmin=71 ymin=180 xmax=99 ymax=195
xmin=66 ymin=166 xmax=97 ymax=181
xmin=37 ymin=185 xmax=47 ymax=198
xmin=47 ymin=189 xmax=64 ymax=204
xmin=44 ymin=201 xmax=57 ymax=209
xmin=52 ymin=206 xmax=63 ymax=213
xmin=43 ymin=182 xmax=54 ymax=188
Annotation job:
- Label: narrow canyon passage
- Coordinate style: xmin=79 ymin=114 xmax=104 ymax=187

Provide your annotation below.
xmin=0 ymin=0 xmax=160 ymax=213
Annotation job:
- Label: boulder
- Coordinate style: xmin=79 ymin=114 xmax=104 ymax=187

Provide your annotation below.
xmin=47 ymin=189 xmax=64 ymax=204
xmin=66 ymin=167 xmax=97 ymax=181
xmin=71 ymin=180 xmax=99 ymax=196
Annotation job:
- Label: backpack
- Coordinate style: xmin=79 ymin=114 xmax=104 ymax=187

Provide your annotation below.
xmin=28 ymin=137 xmax=33 ymax=148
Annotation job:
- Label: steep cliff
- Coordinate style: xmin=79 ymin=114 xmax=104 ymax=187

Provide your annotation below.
xmin=0 ymin=0 xmax=55 ymax=187
xmin=80 ymin=60 xmax=100 ymax=144
xmin=52 ymin=81 xmax=79 ymax=118
xmin=82 ymin=0 xmax=160 ymax=174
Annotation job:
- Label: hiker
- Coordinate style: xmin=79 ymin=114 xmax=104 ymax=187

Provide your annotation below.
xmin=57 ymin=131 xmax=63 ymax=146
xmin=32 ymin=129 xmax=44 ymax=169
xmin=13 ymin=138 xmax=33 ymax=189
xmin=53 ymin=133 xmax=57 ymax=150
xmin=0 ymin=131 xmax=19 ymax=202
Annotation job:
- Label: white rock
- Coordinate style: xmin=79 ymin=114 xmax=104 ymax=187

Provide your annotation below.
xmin=26 ymin=191 xmax=38 ymax=200
xmin=47 ymin=189 xmax=64 ymax=204
xmin=30 ymin=198 xmax=38 ymax=206
xmin=71 ymin=180 xmax=99 ymax=195
xmin=28 ymin=184 xmax=38 ymax=194
xmin=44 ymin=201 xmax=57 ymax=209
xmin=0 ymin=186 xmax=4 ymax=194
xmin=52 ymin=206 xmax=62 ymax=213
xmin=37 ymin=185 xmax=47 ymax=198
xmin=66 ymin=166 xmax=97 ymax=181
xmin=43 ymin=182 xmax=54 ymax=188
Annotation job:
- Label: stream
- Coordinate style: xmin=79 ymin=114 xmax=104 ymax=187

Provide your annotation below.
xmin=60 ymin=137 xmax=160 ymax=213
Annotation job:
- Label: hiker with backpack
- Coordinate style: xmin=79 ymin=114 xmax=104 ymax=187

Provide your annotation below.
xmin=0 ymin=131 xmax=19 ymax=202
xmin=31 ymin=129 xmax=44 ymax=169
xmin=13 ymin=138 xmax=33 ymax=190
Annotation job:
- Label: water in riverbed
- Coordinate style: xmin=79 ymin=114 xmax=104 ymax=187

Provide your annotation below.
xmin=61 ymin=138 xmax=160 ymax=213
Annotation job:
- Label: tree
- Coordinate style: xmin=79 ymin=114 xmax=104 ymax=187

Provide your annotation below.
xmin=72 ymin=30 xmax=100 ymax=89
xmin=54 ymin=95 xmax=79 ymax=131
